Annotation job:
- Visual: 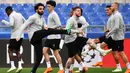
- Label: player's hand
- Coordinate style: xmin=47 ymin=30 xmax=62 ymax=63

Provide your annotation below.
xmin=1 ymin=20 xmax=6 ymax=24
xmin=44 ymin=26 xmax=48 ymax=30
xmin=79 ymin=30 xmax=85 ymax=36
xmin=16 ymin=38 xmax=20 ymax=41
xmin=106 ymin=34 xmax=109 ymax=38
xmin=104 ymin=29 xmax=109 ymax=34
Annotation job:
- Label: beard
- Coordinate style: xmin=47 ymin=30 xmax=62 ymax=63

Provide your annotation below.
xmin=76 ymin=14 xmax=80 ymax=17
xmin=37 ymin=11 xmax=43 ymax=15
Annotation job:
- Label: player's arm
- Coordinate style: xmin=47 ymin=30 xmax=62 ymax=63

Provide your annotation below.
xmin=43 ymin=18 xmax=48 ymax=30
xmin=51 ymin=14 xmax=61 ymax=28
xmin=17 ymin=16 xmax=35 ymax=39
xmin=22 ymin=14 xmax=26 ymax=23
xmin=79 ymin=16 xmax=89 ymax=30
xmin=66 ymin=18 xmax=83 ymax=34
xmin=2 ymin=15 xmax=14 ymax=26
xmin=104 ymin=24 xmax=109 ymax=34
xmin=106 ymin=15 xmax=120 ymax=37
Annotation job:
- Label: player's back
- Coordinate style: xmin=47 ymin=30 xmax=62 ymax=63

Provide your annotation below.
xmin=10 ymin=11 xmax=25 ymax=38
xmin=11 ymin=11 xmax=25 ymax=29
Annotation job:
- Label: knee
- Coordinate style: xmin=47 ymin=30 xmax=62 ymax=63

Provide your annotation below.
xmin=43 ymin=48 xmax=48 ymax=54
xmin=100 ymin=43 xmax=107 ymax=49
xmin=66 ymin=61 xmax=72 ymax=69
xmin=112 ymin=51 xmax=116 ymax=55
xmin=53 ymin=50 xmax=59 ymax=55
xmin=119 ymin=51 xmax=124 ymax=56
xmin=100 ymin=44 xmax=104 ymax=49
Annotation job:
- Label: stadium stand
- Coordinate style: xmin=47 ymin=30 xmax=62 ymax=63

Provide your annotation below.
xmin=0 ymin=3 xmax=130 ymax=33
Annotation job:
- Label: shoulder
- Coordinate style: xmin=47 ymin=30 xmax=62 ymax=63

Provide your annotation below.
xmin=114 ymin=12 xmax=122 ymax=17
xmin=79 ymin=16 xmax=86 ymax=21
xmin=27 ymin=14 xmax=36 ymax=21
xmin=67 ymin=17 xmax=74 ymax=23
xmin=79 ymin=16 xmax=85 ymax=19
xmin=51 ymin=11 xmax=58 ymax=17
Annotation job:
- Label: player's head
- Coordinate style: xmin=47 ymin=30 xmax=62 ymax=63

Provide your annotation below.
xmin=46 ymin=0 xmax=56 ymax=13
xmin=5 ymin=6 xmax=13 ymax=16
xmin=70 ymin=8 xmax=74 ymax=17
xmin=34 ymin=3 xmax=45 ymax=15
xmin=73 ymin=6 xmax=82 ymax=17
xmin=111 ymin=2 xmax=119 ymax=11
xmin=106 ymin=5 xmax=112 ymax=16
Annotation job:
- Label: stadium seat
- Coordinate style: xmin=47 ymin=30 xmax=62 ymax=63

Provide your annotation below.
xmin=12 ymin=4 xmax=22 ymax=12
xmin=67 ymin=3 xmax=78 ymax=8
xmin=56 ymin=3 xmax=67 ymax=9
xmin=87 ymin=12 xmax=98 ymax=17
xmin=85 ymin=7 xmax=94 ymax=12
xmin=97 ymin=12 xmax=107 ymax=17
xmin=95 ymin=7 xmax=105 ymax=12
xmin=101 ymin=3 xmax=106 ymax=8
xmin=124 ymin=17 xmax=130 ymax=24
xmin=89 ymin=3 xmax=100 ymax=9
xmin=0 ymin=4 xmax=10 ymax=9
xmin=91 ymin=3 xmax=100 ymax=10
xmin=79 ymin=3 xmax=89 ymax=11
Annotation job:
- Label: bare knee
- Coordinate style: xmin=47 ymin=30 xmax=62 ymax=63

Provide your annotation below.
xmin=66 ymin=59 xmax=72 ymax=68
xmin=43 ymin=47 xmax=49 ymax=54
xmin=119 ymin=51 xmax=124 ymax=56
xmin=112 ymin=51 xmax=116 ymax=55
xmin=100 ymin=42 xmax=107 ymax=49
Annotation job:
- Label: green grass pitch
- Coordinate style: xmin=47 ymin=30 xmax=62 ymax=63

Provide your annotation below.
xmin=0 ymin=68 xmax=127 ymax=73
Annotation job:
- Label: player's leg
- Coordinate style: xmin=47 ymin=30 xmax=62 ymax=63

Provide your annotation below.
xmin=85 ymin=38 xmax=112 ymax=56
xmin=69 ymin=58 xmax=74 ymax=73
xmin=51 ymin=39 xmax=64 ymax=73
xmin=43 ymin=47 xmax=52 ymax=73
xmin=31 ymin=42 xmax=43 ymax=73
xmin=31 ymin=28 xmax=71 ymax=44
xmin=53 ymin=50 xmax=64 ymax=73
xmin=112 ymin=51 xmax=122 ymax=72
xmin=7 ymin=39 xmax=16 ymax=73
xmin=74 ymin=37 xmax=88 ymax=72
xmin=117 ymin=40 xmax=130 ymax=73
xmin=65 ymin=41 xmax=76 ymax=73
xmin=92 ymin=53 xmax=103 ymax=67
xmin=119 ymin=51 xmax=130 ymax=73
xmin=43 ymin=39 xmax=52 ymax=73
xmin=15 ymin=38 xmax=23 ymax=73
xmin=65 ymin=58 xmax=73 ymax=73
xmin=92 ymin=36 xmax=106 ymax=67
xmin=74 ymin=54 xmax=88 ymax=73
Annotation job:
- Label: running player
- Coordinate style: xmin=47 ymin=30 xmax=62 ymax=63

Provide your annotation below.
xmin=69 ymin=7 xmax=89 ymax=73
xmin=108 ymin=2 xmax=130 ymax=73
xmin=43 ymin=1 xmax=64 ymax=73
xmin=2 ymin=6 xmax=25 ymax=73
xmin=16 ymin=3 xmax=72 ymax=73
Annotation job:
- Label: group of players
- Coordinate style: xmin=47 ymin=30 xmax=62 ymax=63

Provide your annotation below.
xmin=1 ymin=0 xmax=130 ymax=73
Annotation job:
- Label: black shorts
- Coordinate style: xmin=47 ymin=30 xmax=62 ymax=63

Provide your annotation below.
xmin=44 ymin=39 xmax=61 ymax=50
xmin=104 ymin=37 xmax=124 ymax=51
xmin=114 ymin=40 xmax=124 ymax=52
xmin=98 ymin=36 xmax=106 ymax=43
xmin=65 ymin=37 xmax=88 ymax=58
xmin=8 ymin=38 xmax=23 ymax=51
xmin=104 ymin=37 xmax=116 ymax=50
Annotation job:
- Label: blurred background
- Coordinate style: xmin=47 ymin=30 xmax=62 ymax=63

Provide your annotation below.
xmin=0 ymin=0 xmax=130 ymax=33
xmin=0 ymin=0 xmax=130 ymax=69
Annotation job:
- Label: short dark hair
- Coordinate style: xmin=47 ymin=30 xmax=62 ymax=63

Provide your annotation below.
xmin=46 ymin=0 xmax=56 ymax=7
xmin=113 ymin=2 xmax=119 ymax=8
xmin=73 ymin=6 xmax=83 ymax=15
xmin=5 ymin=6 xmax=13 ymax=12
xmin=106 ymin=5 xmax=111 ymax=8
xmin=34 ymin=3 xmax=45 ymax=11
